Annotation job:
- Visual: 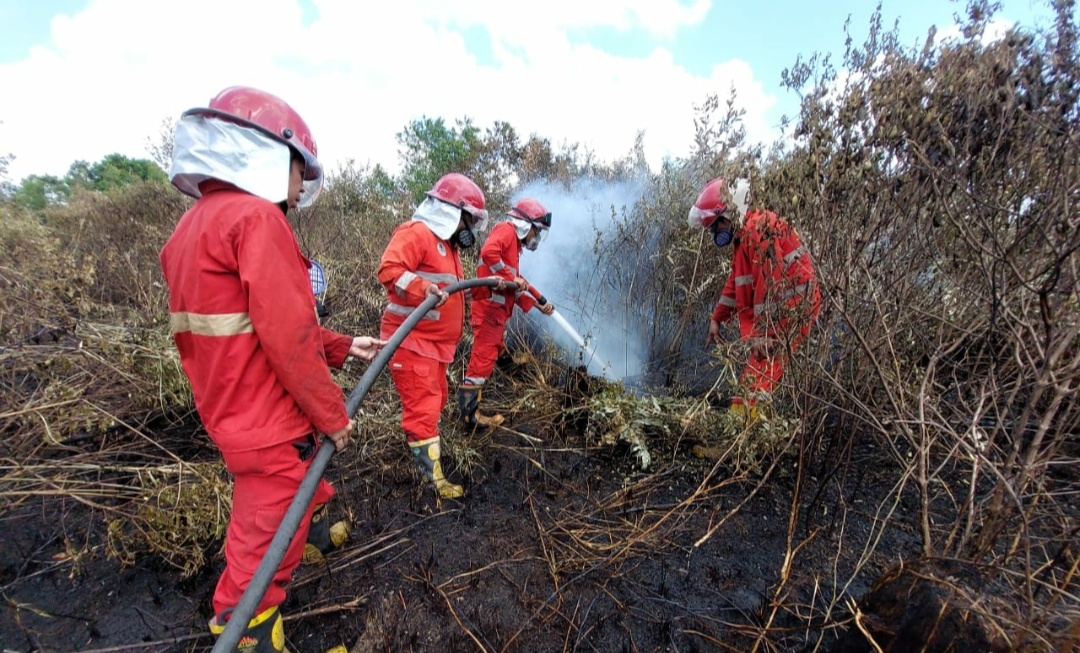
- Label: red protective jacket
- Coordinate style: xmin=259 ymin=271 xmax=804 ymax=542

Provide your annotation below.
xmin=160 ymin=182 xmax=352 ymax=453
xmin=711 ymin=209 xmax=819 ymax=339
xmin=377 ymin=220 xmax=467 ymax=362
xmin=475 ymin=221 xmax=537 ymax=318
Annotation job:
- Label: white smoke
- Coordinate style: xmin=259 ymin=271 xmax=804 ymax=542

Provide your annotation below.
xmin=510 ymin=176 xmax=651 ymax=381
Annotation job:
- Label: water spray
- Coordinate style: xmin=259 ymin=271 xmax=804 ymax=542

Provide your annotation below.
xmin=523 ymin=281 xmax=606 ymax=371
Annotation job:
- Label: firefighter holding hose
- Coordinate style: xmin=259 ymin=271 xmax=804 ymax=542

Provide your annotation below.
xmin=458 ymin=198 xmax=555 ymax=427
xmin=160 ymin=86 xmax=386 ymax=652
xmin=377 ymin=173 xmax=509 ymax=499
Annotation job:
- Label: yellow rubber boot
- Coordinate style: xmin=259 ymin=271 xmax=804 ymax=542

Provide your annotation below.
xmin=302 ymin=503 xmax=350 ymax=565
xmin=728 ymin=398 xmax=761 ymax=425
xmin=411 ymin=437 xmax=464 ymax=499
xmin=691 ymin=398 xmax=763 ymax=459
xmin=209 ymin=605 xmax=290 ymax=653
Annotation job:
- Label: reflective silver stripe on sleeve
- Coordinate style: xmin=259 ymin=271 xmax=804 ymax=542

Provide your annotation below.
xmin=416 ymin=271 xmax=461 ymax=285
xmin=395 ymin=271 xmax=419 ymax=297
xmin=489 ymin=294 xmax=507 ymax=305
xmin=754 ymin=283 xmax=810 ymax=315
xmin=717 ymin=296 xmax=737 ymax=308
xmin=783 ymin=246 xmax=806 ymax=264
xmin=780 ymin=283 xmax=810 ymax=301
xmin=490 ymin=260 xmax=518 ymax=275
xmin=734 ymin=275 xmax=753 ymax=286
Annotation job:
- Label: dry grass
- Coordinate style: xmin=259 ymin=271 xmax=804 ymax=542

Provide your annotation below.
xmin=0 ymin=3 xmax=1077 ymax=648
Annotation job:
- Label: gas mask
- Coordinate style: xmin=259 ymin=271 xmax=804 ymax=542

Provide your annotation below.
xmin=452 ymin=224 xmax=476 ymax=249
xmin=713 ymin=226 xmax=734 ymax=248
xmin=711 ymin=218 xmax=734 ymax=248
xmin=524 ymin=234 xmax=540 ymax=251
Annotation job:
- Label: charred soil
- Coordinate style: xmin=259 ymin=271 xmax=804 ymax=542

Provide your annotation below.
xmin=1 ymin=378 xmax=932 ymax=653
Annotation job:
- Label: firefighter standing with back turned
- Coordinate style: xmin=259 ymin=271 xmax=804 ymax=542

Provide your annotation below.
xmin=160 ymin=86 xmax=386 ymax=652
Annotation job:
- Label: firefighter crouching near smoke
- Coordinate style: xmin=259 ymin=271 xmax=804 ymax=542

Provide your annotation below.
xmin=688 ymin=177 xmax=821 ymax=428
xmin=160 ymin=86 xmax=386 ymax=653
xmin=458 ymin=198 xmax=556 ymax=428
xmin=378 ymin=173 xmax=506 ymax=499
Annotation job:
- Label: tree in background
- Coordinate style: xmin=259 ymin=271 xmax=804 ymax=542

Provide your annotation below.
xmin=397 ymin=117 xmax=483 ymax=202
xmin=68 ymin=153 xmax=168 ymax=193
xmin=396 ymin=116 xmax=534 ymax=210
xmin=0 ymin=153 xmax=16 ymax=199
xmin=9 ymin=153 xmax=167 ymax=210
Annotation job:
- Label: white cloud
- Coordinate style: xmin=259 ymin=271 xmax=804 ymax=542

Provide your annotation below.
xmin=935 ymin=17 xmax=1015 ymax=45
xmin=0 ymin=0 xmax=775 ymax=183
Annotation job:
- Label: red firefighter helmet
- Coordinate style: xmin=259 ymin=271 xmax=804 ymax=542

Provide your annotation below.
xmin=427 ymin=173 xmax=489 ymax=229
xmin=184 ymin=86 xmax=324 ymax=204
xmin=508 ymin=198 xmax=552 ymax=230
xmin=188 ymin=86 xmax=319 ymax=163
xmin=687 ymin=178 xmax=728 ymax=229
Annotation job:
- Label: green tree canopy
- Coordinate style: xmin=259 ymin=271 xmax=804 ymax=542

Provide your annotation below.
xmin=13 ymin=174 xmax=67 ymax=211
xmin=72 ymin=153 xmax=168 ymax=192
xmin=396 ymin=117 xmax=483 ymax=202
xmin=10 ymin=153 xmax=167 ymax=210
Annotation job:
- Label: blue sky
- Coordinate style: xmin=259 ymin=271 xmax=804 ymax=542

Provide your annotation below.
xmin=0 ymin=0 xmax=1062 ymax=182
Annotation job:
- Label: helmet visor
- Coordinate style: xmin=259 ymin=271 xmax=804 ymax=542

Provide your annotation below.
xmin=688 ymin=205 xmax=721 ymax=229
xmin=511 ymin=207 xmax=552 ymax=230
xmin=297 ymin=155 xmax=323 ymax=208
xmin=461 ymin=204 xmax=489 ymax=232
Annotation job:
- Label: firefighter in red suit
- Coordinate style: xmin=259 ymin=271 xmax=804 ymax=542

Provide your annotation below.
xmin=688 ymin=178 xmax=821 ymax=422
xmin=458 ymin=198 xmax=555 ymax=427
xmin=160 ymin=86 xmax=386 ymax=652
xmin=377 ymin=173 xmax=504 ymax=499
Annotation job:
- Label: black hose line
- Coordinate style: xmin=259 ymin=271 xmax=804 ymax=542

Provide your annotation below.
xmin=210 ymin=277 xmax=514 ymax=653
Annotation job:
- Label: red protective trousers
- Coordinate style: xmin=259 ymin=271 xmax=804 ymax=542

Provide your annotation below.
xmin=389 ymin=347 xmax=449 ymax=442
xmin=214 ymin=434 xmax=334 ymax=616
xmin=739 ymin=352 xmax=786 ymax=403
xmin=737 ymin=299 xmax=820 ymax=405
xmin=464 ymin=303 xmax=508 ymax=384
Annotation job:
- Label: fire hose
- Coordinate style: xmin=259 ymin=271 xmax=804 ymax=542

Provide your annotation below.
xmin=210 ymin=277 xmax=538 ymax=653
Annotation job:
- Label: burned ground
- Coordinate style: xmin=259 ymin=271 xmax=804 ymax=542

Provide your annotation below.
xmin=1 ymin=359 xmax=931 ymax=653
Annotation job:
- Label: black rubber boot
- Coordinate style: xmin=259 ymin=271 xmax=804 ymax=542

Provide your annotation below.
xmin=209 ymin=605 xmax=290 ymax=653
xmin=410 ymin=437 xmax=464 ymax=499
xmin=302 ymin=503 xmax=350 ymax=565
xmin=457 ymin=384 xmax=504 ymax=428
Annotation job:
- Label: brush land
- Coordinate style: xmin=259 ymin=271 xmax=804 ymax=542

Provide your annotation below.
xmin=2 ymin=6 xmax=1078 ymax=652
